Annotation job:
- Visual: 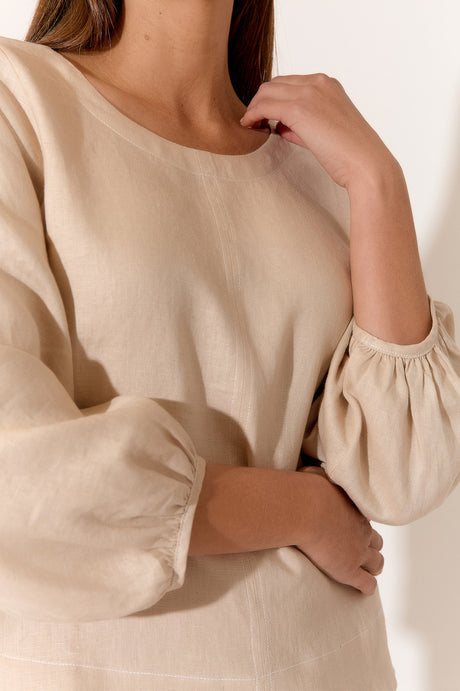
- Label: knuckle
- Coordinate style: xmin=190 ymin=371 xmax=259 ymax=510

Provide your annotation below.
xmin=369 ymin=553 xmax=384 ymax=576
xmin=310 ymin=73 xmax=342 ymax=92
xmin=370 ymin=528 xmax=383 ymax=550
xmin=256 ymin=97 xmax=269 ymax=108
xmin=329 ymin=76 xmax=343 ymax=89
xmin=371 ymin=561 xmax=384 ymax=576
xmin=246 ymin=100 xmax=263 ymax=116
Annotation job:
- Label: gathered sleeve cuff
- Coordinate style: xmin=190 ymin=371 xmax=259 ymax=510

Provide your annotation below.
xmin=302 ymin=296 xmax=460 ymax=525
xmin=0 ymin=66 xmax=207 ymax=623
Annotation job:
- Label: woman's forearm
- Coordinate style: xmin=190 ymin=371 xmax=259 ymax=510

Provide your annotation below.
xmin=348 ymin=156 xmax=432 ymax=345
xmin=188 ymin=462 xmax=309 ymax=555
xmin=240 ymin=76 xmax=433 ymax=346
xmin=188 ymin=462 xmax=384 ymax=595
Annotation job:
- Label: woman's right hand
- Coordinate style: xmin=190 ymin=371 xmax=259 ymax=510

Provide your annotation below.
xmin=295 ymin=466 xmax=384 ymax=595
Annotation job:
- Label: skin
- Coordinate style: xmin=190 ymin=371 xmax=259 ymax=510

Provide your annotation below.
xmin=296 ymin=466 xmax=384 ymax=594
xmin=61 ymin=0 xmax=424 ymax=592
xmin=240 ymin=74 xmax=433 ymax=343
xmin=64 ymin=1 xmax=432 ymax=341
xmin=62 ymin=0 xmax=271 ymax=154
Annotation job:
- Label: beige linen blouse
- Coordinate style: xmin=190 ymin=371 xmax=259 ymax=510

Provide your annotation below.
xmin=0 ymin=35 xmax=458 ymax=690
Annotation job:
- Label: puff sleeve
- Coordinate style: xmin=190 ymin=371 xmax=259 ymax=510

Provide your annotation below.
xmin=0 ymin=69 xmax=206 ymax=622
xmin=302 ymin=296 xmax=460 ymax=525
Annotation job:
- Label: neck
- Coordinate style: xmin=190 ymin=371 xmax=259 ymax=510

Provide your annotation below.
xmin=84 ymin=0 xmax=245 ymax=129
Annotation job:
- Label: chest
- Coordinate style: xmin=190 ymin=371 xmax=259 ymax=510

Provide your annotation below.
xmin=42 ymin=134 xmax=352 ymax=407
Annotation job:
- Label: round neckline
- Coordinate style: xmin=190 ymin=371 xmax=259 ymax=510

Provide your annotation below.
xmin=36 ymin=42 xmax=291 ymax=177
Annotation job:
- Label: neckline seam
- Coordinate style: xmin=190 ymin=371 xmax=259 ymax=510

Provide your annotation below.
xmin=32 ymin=41 xmax=292 ymax=176
xmin=6 ymin=39 xmax=299 ymax=178
xmin=73 ymin=99 xmax=296 ymax=178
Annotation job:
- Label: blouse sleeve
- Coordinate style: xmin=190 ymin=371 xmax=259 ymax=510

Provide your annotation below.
xmin=0 ymin=71 xmax=206 ymax=622
xmin=302 ymin=296 xmax=460 ymax=525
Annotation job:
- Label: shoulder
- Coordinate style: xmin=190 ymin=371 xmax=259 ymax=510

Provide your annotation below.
xmin=0 ymin=37 xmax=52 ymax=175
xmin=0 ymin=36 xmax=55 ymax=114
xmin=0 ymin=34 xmax=52 ymax=61
xmin=0 ymin=35 xmax=51 ymax=77
xmin=0 ymin=36 xmax=83 ymax=144
xmin=0 ymin=37 xmax=42 ymax=117
xmin=0 ymin=35 xmax=73 ymax=105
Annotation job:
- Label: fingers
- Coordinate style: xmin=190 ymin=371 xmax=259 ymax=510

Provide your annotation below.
xmin=369 ymin=528 xmax=384 ymax=551
xmin=362 ymin=548 xmax=384 ymax=576
xmin=354 ymin=568 xmax=378 ymax=596
xmin=240 ymin=84 xmax=301 ymax=129
xmin=363 ymin=528 xmax=384 ymax=578
xmin=353 ymin=529 xmax=385 ymax=594
xmin=244 ymin=120 xmax=270 ymax=130
xmin=240 ymin=97 xmax=289 ymax=128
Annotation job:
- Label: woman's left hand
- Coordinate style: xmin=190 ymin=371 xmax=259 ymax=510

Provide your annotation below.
xmin=239 ymin=73 xmax=397 ymax=190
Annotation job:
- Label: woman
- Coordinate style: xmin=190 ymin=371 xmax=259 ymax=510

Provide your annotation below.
xmin=0 ymin=0 xmax=458 ymax=688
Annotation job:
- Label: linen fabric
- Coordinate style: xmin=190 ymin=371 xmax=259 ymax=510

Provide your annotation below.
xmin=0 ymin=35 xmax=459 ymax=690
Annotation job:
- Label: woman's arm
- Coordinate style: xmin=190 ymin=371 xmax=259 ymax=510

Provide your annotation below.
xmin=189 ymin=462 xmax=384 ymax=596
xmin=348 ymin=158 xmax=432 ymax=344
xmin=240 ymin=72 xmax=432 ymax=345
xmin=241 ymin=74 xmax=460 ymax=527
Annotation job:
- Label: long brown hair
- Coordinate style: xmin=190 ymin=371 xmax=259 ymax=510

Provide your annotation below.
xmin=25 ymin=0 xmax=276 ymax=106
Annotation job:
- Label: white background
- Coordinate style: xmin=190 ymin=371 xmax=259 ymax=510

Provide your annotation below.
xmin=2 ymin=1 xmax=460 ymax=689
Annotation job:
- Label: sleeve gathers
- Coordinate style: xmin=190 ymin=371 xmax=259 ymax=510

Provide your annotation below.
xmin=0 ymin=61 xmax=206 ymax=623
xmin=302 ymin=296 xmax=460 ymax=525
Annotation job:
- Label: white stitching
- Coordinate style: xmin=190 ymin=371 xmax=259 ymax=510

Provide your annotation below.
xmin=212 ymin=174 xmax=247 ymax=422
xmin=264 ymin=610 xmax=386 ymax=678
xmin=228 ymin=205 xmax=254 ymax=433
xmin=0 ymin=651 xmax=254 ymax=682
xmin=196 ymin=155 xmax=239 ymax=418
xmin=71 ymin=102 xmax=297 ymax=180
xmin=351 ymin=336 xmax=437 ymax=359
xmin=256 ymin=561 xmax=273 ymax=690
xmin=242 ymin=554 xmax=259 ymax=689
xmin=0 ymin=611 xmax=385 ymax=681
xmin=1 ymin=40 xmax=297 ymax=179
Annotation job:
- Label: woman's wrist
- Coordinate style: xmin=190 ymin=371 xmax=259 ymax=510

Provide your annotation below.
xmin=346 ymin=152 xmax=403 ymax=199
xmin=188 ymin=462 xmax=325 ymax=556
xmin=346 ymin=156 xmax=432 ymax=344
